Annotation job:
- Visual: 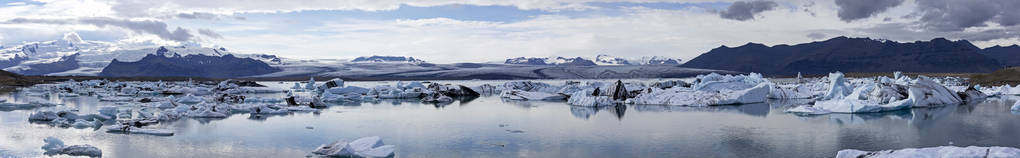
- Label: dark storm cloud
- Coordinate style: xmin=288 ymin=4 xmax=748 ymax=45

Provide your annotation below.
xmin=719 ymin=1 xmax=778 ymax=21
xmin=834 ymin=0 xmax=904 ymax=22
xmin=914 ymin=0 xmax=1020 ymax=31
xmin=3 ymin=17 xmax=194 ymax=42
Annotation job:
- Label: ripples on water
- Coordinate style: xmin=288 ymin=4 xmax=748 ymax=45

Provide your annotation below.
xmin=0 ymin=81 xmax=1018 ymax=157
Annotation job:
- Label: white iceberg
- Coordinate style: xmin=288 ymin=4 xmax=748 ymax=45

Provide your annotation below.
xmin=312 ymin=136 xmax=396 ymax=158
xmin=1012 ymin=101 xmax=1020 ymax=113
xmin=176 ymin=94 xmax=203 ymax=104
xmin=836 ymin=146 xmax=1020 ymax=158
xmin=567 ymin=88 xmax=615 ymax=107
xmin=820 ymin=72 xmax=852 ymax=100
xmin=42 ymin=137 xmax=102 ymax=157
xmin=809 ymin=83 xmax=913 ymax=113
xmin=628 ymin=83 xmax=770 ymax=106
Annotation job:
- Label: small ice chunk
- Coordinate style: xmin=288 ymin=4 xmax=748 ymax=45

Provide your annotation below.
xmin=42 ymin=137 xmax=102 ymax=157
xmin=1011 ymin=101 xmax=1020 ymax=113
xmin=784 ymin=106 xmax=830 ymax=115
xmin=176 ymin=94 xmax=203 ymax=104
xmin=312 ymin=136 xmax=395 ymax=158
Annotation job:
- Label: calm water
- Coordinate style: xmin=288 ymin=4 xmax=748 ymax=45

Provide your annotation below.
xmin=1 ymin=81 xmax=1019 ymax=157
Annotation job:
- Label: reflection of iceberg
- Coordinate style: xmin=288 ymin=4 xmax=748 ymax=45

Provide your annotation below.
xmin=908 ymin=104 xmax=956 ymax=126
xmin=827 ymin=110 xmax=913 ymax=124
xmin=631 ymin=103 xmax=769 ymax=117
xmin=569 ymin=105 xmax=627 ymax=120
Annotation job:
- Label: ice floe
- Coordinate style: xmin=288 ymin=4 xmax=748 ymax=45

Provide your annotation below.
xmin=42 ymin=137 xmax=102 ymax=157
xmin=836 ymin=146 xmax=1020 ymax=158
xmin=312 ymin=136 xmax=396 ymax=158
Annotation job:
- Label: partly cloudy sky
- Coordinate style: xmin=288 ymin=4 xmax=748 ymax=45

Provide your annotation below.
xmin=1 ymin=0 xmax=1019 ymax=63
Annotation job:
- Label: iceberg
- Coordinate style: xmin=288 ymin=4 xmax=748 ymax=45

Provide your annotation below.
xmin=808 ymin=83 xmax=913 ymax=113
xmin=312 ymin=136 xmax=396 ymax=158
xmin=628 ymin=83 xmax=770 ymax=106
xmin=567 ymin=88 xmax=616 ymax=107
xmin=836 ymin=146 xmax=1020 ymax=158
xmin=907 ymin=76 xmax=962 ymax=107
xmin=784 ymin=106 xmax=831 ymax=115
xmin=176 ymin=94 xmax=203 ymax=104
xmin=42 ymin=137 xmax=102 ymax=158
xmin=820 ymin=72 xmax=852 ymax=100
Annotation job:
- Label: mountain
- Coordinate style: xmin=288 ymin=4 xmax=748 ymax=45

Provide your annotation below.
xmin=351 ymin=56 xmax=425 ymax=64
xmin=980 ymin=45 xmax=1020 ymax=67
xmin=595 ymin=55 xmax=631 ymax=65
xmin=505 ymin=55 xmax=681 ymax=66
xmin=3 ymin=53 xmax=80 ymax=75
xmin=504 ymin=57 xmax=597 ymax=66
xmin=638 ymin=56 xmax=682 ymax=65
xmin=0 ymin=32 xmax=244 ymax=76
xmin=682 ymin=37 xmax=1003 ymax=75
xmin=99 ymin=47 xmax=281 ymax=78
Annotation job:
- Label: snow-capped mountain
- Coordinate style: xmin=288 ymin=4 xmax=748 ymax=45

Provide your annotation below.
xmin=504 ymin=57 xmax=597 ymax=66
xmin=351 ymin=56 xmax=426 ymax=64
xmin=0 ymin=32 xmax=262 ymax=76
xmin=504 ymin=55 xmax=681 ymax=66
xmin=637 ymin=56 xmax=682 ymax=65
xmin=595 ymin=55 xmax=631 ymax=65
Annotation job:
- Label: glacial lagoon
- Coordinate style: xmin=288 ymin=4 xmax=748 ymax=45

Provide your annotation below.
xmin=1 ymin=80 xmax=1020 ymax=157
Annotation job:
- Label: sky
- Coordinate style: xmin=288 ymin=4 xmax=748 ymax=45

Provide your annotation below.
xmin=1 ymin=0 xmax=1019 ymax=63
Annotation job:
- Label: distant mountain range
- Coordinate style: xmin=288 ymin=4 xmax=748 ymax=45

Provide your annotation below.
xmin=3 ymin=32 xmax=1020 ymax=79
xmin=504 ymin=55 xmax=682 ymax=66
xmin=99 ymin=47 xmax=281 ymax=78
xmin=683 ymin=37 xmax=1010 ymax=75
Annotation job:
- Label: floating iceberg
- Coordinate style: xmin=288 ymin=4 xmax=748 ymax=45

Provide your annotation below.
xmin=566 ymin=88 xmax=616 ymax=107
xmin=820 ymin=72 xmax=852 ymax=100
xmin=29 ymin=110 xmax=108 ymax=128
xmin=312 ymin=136 xmax=396 ymax=158
xmin=42 ymin=137 xmax=102 ymax=157
xmin=176 ymin=94 xmax=203 ymax=104
xmin=628 ymin=82 xmax=770 ymax=106
xmin=1012 ymin=101 xmax=1020 ymax=114
xmin=907 ymin=76 xmax=962 ymax=107
xmin=836 ymin=146 xmax=1020 ymax=158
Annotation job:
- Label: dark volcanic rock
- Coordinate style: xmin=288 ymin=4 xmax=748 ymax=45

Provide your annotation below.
xmin=99 ymin=48 xmax=280 ymax=78
xmin=682 ymin=37 xmax=1003 ymax=75
xmin=981 ymin=45 xmax=1020 ymax=67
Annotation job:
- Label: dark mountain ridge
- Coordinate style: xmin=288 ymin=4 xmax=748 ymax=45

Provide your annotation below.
xmin=683 ymin=37 xmax=1004 ymax=75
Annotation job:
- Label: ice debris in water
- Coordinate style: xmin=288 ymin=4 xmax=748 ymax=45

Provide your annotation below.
xmin=312 ymin=136 xmax=396 ymax=158
xmin=836 ymin=146 xmax=1020 ymax=158
xmin=42 ymin=137 xmax=102 ymax=157
xmin=786 ymin=71 xmax=973 ymax=114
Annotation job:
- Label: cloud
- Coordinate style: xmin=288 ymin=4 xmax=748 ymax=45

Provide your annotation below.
xmin=914 ymin=0 xmax=1020 ymax=31
xmin=197 ymin=28 xmax=223 ymax=38
xmin=834 ymin=0 xmax=904 ymax=22
xmin=2 ymin=17 xmax=194 ymax=42
xmin=718 ymin=1 xmax=778 ymax=21
xmin=806 ymin=32 xmax=827 ymax=39
xmin=173 ymin=12 xmax=246 ymax=20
